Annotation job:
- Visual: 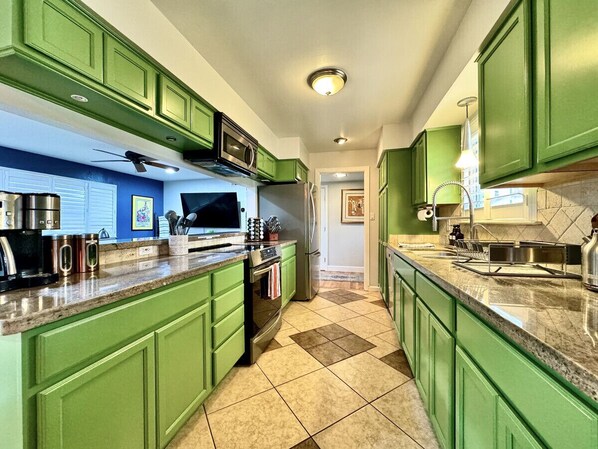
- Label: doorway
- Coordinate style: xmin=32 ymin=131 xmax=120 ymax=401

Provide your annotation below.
xmin=316 ymin=167 xmax=369 ymax=290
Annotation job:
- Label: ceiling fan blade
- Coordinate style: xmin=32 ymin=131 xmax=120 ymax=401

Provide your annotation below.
xmin=133 ymin=162 xmax=147 ymax=173
xmin=91 ymin=159 xmax=131 ymax=163
xmin=145 ymin=161 xmax=180 ymax=172
xmin=125 ymin=150 xmax=155 ymax=162
xmin=93 ymin=149 xmax=127 ymax=159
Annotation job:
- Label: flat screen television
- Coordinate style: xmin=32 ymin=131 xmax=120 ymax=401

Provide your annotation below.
xmin=180 ymin=192 xmax=240 ymax=228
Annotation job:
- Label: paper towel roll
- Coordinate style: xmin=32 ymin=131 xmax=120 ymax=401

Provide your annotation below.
xmin=417 ymin=209 xmax=434 ymax=221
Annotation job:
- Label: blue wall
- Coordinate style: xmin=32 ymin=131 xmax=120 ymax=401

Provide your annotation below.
xmin=0 ymin=146 xmax=164 ymax=239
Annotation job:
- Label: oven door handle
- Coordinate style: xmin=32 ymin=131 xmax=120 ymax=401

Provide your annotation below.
xmin=253 ymin=265 xmax=273 ymax=278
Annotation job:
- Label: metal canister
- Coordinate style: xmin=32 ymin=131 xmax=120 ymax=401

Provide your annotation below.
xmin=43 ymin=235 xmax=74 ymax=277
xmin=75 ymin=233 xmax=99 ymax=273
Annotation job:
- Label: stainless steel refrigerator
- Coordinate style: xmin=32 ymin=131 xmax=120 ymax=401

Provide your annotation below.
xmin=258 ymin=182 xmax=320 ymax=300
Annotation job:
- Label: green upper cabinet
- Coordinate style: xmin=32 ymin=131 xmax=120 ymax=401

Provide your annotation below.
xmin=104 ymin=35 xmax=155 ymax=110
xmin=24 ymin=0 xmax=104 ymax=82
xmin=156 ymin=304 xmax=211 ymax=449
xmin=37 ymin=334 xmax=156 ymax=449
xmin=411 ymin=127 xmax=461 ymax=206
xmin=535 ymin=0 xmax=598 ymax=164
xmin=497 ymin=398 xmax=543 ymax=449
xmin=478 ymin=0 xmax=532 ymax=185
xmin=158 ymin=74 xmax=192 ymax=129
xmin=190 ymin=98 xmax=214 ymax=145
xmin=257 ymin=146 xmax=277 ymax=180
xmin=379 ymin=152 xmax=388 ymax=192
xmin=379 ymin=187 xmax=388 ymax=242
xmin=276 ymin=159 xmax=309 ymax=183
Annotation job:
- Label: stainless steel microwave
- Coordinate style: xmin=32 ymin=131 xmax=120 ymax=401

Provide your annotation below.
xmin=184 ymin=112 xmax=258 ymax=177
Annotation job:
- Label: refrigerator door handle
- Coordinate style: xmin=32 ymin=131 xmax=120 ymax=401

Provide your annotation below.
xmin=309 ymin=185 xmax=316 ymax=246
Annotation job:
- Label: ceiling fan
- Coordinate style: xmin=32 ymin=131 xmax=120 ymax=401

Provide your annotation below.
xmin=91 ymin=149 xmax=179 ymax=174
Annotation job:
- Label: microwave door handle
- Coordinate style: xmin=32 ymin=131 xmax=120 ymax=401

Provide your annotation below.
xmin=248 ymin=145 xmax=256 ymax=168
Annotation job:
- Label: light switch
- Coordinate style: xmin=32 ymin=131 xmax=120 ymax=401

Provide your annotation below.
xmin=370 ymin=212 xmax=376 ymax=221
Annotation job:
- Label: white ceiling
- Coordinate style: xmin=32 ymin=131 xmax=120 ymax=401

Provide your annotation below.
xmin=152 ymin=0 xmax=472 ymax=152
xmin=321 ymin=172 xmax=364 ymax=183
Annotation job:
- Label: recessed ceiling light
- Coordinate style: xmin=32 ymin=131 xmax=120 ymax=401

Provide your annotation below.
xmin=70 ymin=94 xmax=88 ymax=103
xmin=165 ymin=167 xmax=178 ymax=174
xmin=308 ymin=68 xmax=347 ymax=96
xmin=334 ymin=173 xmax=347 ymax=178
xmin=334 ymin=137 xmax=348 ymax=145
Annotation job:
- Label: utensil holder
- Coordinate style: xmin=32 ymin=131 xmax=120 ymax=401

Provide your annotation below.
xmin=169 ymin=235 xmax=189 ymax=256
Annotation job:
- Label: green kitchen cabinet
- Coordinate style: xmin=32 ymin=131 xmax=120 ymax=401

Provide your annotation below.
xmin=497 ymin=398 xmax=543 ymax=449
xmin=535 ymin=0 xmax=598 ymax=165
xmin=282 ymin=258 xmax=291 ymax=307
xmin=24 ymin=0 xmax=104 ymax=82
xmin=37 ymin=334 xmax=156 ymax=449
xmin=411 ymin=127 xmax=461 ymax=207
xmin=257 ymin=146 xmax=277 ymax=180
xmin=378 ymin=152 xmax=388 ymax=192
xmin=104 ymin=35 xmax=156 ymax=110
xmin=282 ymin=245 xmax=297 ymax=307
xmin=288 ymin=255 xmax=297 ymax=300
xmin=295 ymin=161 xmax=308 ymax=183
xmin=401 ymin=280 xmax=416 ymax=369
xmin=392 ymin=271 xmax=401 ymax=335
xmin=415 ymin=298 xmax=431 ymax=408
xmin=379 ymin=187 xmax=388 ymax=242
xmin=156 ymin=304 xmax=211 ymax=448
xmin=158 ymin=74 xmax=192 ymax=130
xmin=455 ymin=346 xmax=499 ymax=449
xmin=275 ymin=159 xmax=309 ymax=183
xmin=190 ymin=98 xmax=214 ymax=145
xmin=378 ymin=243 xmax=388 ymax=305
xmin=478 ymin=0 xmax=532 ymax=185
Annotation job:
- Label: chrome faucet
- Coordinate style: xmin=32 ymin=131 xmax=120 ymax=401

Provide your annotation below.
xmin=471 ymin=223 xmax=499 ymax=241
xmin=431 ymin=181 xmax=474 ymax=239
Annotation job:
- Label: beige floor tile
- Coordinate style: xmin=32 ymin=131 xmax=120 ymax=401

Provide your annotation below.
xmin=313 ymin=405 xmax=420 ymax=449
xmin=365 ymin=309 xmax=394 ymax=327
xmin=373 ymin=380 xmax=440 ymax=449
xmin=341 ymin=300 xmax=385 ymax=315
xmin=283 ymin=302 xmax=310 ymax=318
xmin=167 ymin=406 xmax=214 ymax=449
xmin=315 ymin=305 xmax=360 ymax=323
xmin=274 ymin=325 xmax=301 ymax=346
xmin=337 ymin=316 xmax=392 ymax=339
xmin=301 ymin=296 xmax=337 ymax=311
xmin=328 ymin=352 xmax=409 ymax=401
xmin=208 ymin=389 xmax=308 ymax=449
xmin=284 ymin=310 xmax=334 ymax=332
xmin=277 ymin=368 xmax=366 ymax=434
xmin=376 ymin=329 xmax=401 ymax=347
xmin=204 ymin=365 xmax=273 ymax=414
xmin=257 ymin=344 xmax=323 ymax=385
xmin=366 ymin=335 xmax=400 ymax=358
xmin=279 ymin=320 xmax=295 ymax=331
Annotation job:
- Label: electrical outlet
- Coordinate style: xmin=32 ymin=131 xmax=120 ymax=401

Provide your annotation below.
xmin=137 ymin=246 xmax=157 ymax=257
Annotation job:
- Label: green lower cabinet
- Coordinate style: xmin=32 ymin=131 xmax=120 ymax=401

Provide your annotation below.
xmin=392 ymin=273 xmax=401 ymax=336
xmin=288 ymin=255 xmax=297 ymax=299
xmin=401 ymin=281 xmax=416 ymax=369
xmin=497 ymin=398 xmax=543 ymax=449
xmin=281 ymin=259 xmax=290 ymax=308
xmin=37 ymin=334 xmax=156 ymax=449
xmin=455 ymin=346 xmax=499 ymax=449
xmin=213 ymin=326 xmax=245 ymax=386
xmin=156 ymin=304 xmax=211 ymax=449
xmin=415 ymin=298 xmax=431 ymax=408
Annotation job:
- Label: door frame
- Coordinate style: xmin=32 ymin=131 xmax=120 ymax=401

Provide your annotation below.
xmin=315 ymin=166 xmax=370 ymax=289
xmin=320 ymin=185 xmax=329 ymax=271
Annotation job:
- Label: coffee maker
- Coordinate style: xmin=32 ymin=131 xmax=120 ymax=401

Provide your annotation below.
xmin=0 ymin=191 xmax=61 ymax=293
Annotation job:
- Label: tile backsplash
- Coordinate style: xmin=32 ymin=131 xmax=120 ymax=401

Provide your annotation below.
xmin=437 ymin=175 xmax=598 ymax=246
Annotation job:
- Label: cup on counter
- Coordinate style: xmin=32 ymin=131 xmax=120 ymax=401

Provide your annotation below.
xmin=169 ymin=235 xmax=189 ymax=256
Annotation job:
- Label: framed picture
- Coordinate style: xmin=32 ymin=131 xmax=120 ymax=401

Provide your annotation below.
xmin=131 ymin=195 xmax=154 ymax=231
xmin=341 ymin=189 xmax=365 ymax=223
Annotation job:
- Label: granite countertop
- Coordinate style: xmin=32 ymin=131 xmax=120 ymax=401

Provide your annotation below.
xmin=0 ymin=252 xmax=246 ymax=336
xmin=388 ymin=243 xmax=598 ymax=402
xmin=99 ymin=232 xmax=246 ymax=250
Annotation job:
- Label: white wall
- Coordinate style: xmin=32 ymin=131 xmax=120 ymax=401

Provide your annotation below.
xmin=323 ymin=181 xmax=365 ymax=270
xmin=163 ymin=178 xmax=257 ymax=233
xmin=310 ymin=148 xmax=378 ymax=289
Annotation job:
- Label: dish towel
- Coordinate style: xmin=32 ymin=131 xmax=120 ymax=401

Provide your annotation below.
xmin=268 ymin=262 xmax=281 ymax=300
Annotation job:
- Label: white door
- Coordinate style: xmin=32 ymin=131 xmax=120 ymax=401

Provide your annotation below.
xmin=320 ymin=185 xmax=328 ymax=270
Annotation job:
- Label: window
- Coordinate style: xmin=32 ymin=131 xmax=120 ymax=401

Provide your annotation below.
xmin=0 ymin=167 xmax=118 ymax=236
xmin=461 ymin=114 xmax=536 ymax=222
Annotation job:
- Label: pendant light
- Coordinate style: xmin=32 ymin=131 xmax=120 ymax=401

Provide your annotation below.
xmin=308 ymin=68 xmax=347 ymax=96
xmin=456 ymin=96 xmax=478 ymax=169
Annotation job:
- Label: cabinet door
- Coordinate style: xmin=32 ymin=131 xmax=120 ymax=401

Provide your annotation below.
xmin=411 ymin=135 xmax=427 ymax=205
xmin=415 ymin=298 xmax=431 ymax=408
xmin=156 ymin=304 xmax=211 ymax=448
xmin=158 ymin=75 xmax=192 ymax=129
xmin=378 ymin=243 xmax=388 ymax=305
xmin=24 ymin=0 xmax=104 ymax=82
xmin=455 ymin=346 xmax=499 ymax=449
xmin=288 ymin=256 xmax=297 ymax=299
xmin=37 ymin=334 xmax=155 ymax=449
xmin=429 ymin=314 xmax=455 ymax=449
xmin=379 ymin=188 xmax=388 ymax=242
xmin=401 ymin=281 xmax=416 ymax=370
xmin=497 ymin=398 xmax=543 ymax=449
xmin=379 ymin=153 xmax=388 ymax=191
xmin=478 ymin=0 xmax=532 ymax=184
xmin=190 ymin=99 xmax=214 ymax=144
xmin=104 ymin=35 xmax=155 ymax=110
xmin=536 ymin=0 xmax=598 ymax=164
xmin=393 ymin=273 xmax=402 ymax=336
xmin=281 ymin=259 xmax=290 ymax=307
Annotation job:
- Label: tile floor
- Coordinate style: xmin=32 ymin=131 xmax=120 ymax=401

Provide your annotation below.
xmin=167 ymin=288 xmax=440 ymax=449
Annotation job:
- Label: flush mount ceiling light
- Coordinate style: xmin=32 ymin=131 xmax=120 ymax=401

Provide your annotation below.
xmin=70 ymin=94 xmax=88 ymax=103
xmin=456 ymin=96 xmax=478 ymax=169
xmin=334 ymin=137 xmax=348 ymax=145
xmin=334 ymin=172 xmax=347 ymax=178
xmin=308 ymin=68 xmax=347 ymax=96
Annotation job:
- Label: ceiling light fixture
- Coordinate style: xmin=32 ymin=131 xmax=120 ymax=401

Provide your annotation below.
xmin=334 ymin=137 xmax=348 ymax=145
xmin=165 ymin=167 xmax=178 ymax=174
xmin=70 ymin=94 xmax=89 ymax=103
xmin=308 ymin=68 xmax=347 ymax=96
xmin=334 ymin=173 xmax=347 ymax=178
xmin=456 ymin=96 xmax=478 ymax=169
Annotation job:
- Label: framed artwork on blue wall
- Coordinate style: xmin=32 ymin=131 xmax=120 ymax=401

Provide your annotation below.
xmin=132 ymin=195 xmax=154 ymax=231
